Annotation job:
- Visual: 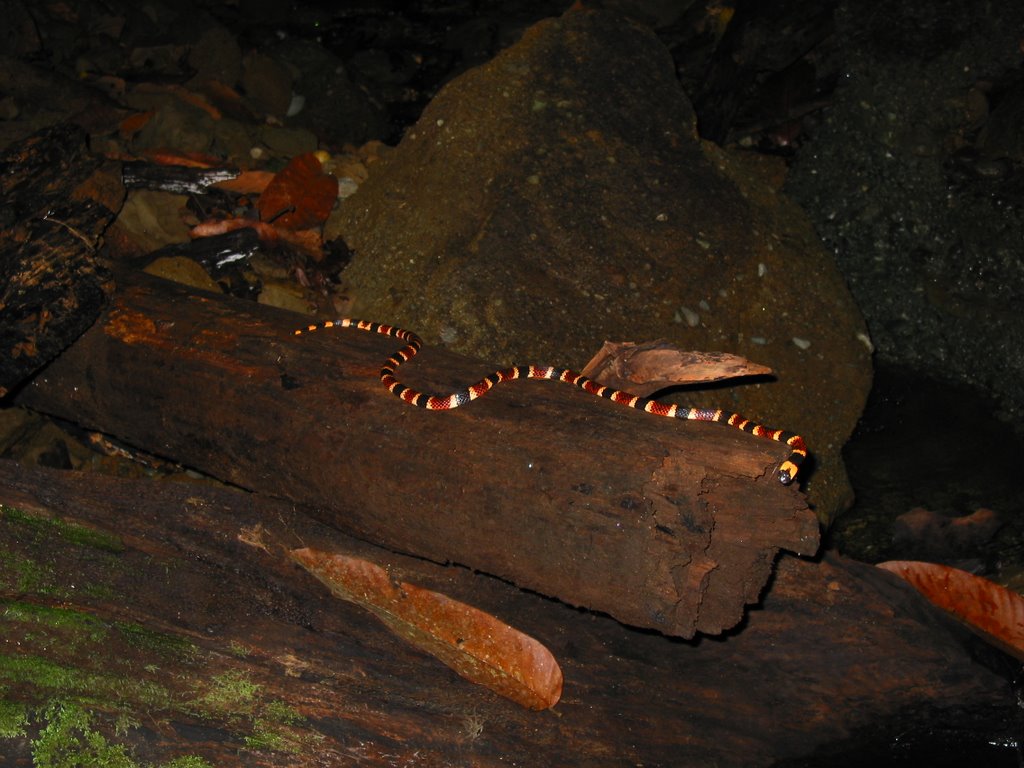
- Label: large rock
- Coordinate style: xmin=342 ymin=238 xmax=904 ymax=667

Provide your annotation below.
xmin=335 ymin=9 xmax=871 ymax=519
xmin=785 ymin=0 xmax=1024 ymax=424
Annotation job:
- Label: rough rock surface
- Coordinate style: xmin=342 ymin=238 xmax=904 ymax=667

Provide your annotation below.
xmin=785 ymin=0 xmax=1024 ymax=425
xmin=335 ymin=9 xmax=872 ymax=518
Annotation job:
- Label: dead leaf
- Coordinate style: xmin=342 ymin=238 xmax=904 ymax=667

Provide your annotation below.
xmin=141 ymin=148 xmax=223 ymax=168
xmin=580 ymin=340 xmax=773 ymax=396
xmin=211 ymin=170 xmax=276 ymax=195
xmin=877 ymin=560 xmax=1024 ymax=661
xmin=198 ymin=79 xmax=258 ymax=122
xmin=131 ymin=82 xmax=222 ymax=120
xmin=290 ymin=547 xmax=563 ymax=710
xmin=258 ymin=152 xmax=337 ymax=230
xmin=119 ymin=110 xmax=154 ymax=138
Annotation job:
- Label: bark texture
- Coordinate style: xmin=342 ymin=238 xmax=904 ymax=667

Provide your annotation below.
xmin=19 ymin=268 xmax=818 ymax=637
xmin=0 ymin=460 xmax=1014 ymax=767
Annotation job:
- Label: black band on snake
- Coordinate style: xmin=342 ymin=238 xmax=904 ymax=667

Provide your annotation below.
xmin=296 ymin=319 xmax=808 ymax=484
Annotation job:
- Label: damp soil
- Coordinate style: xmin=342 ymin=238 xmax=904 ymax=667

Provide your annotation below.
xmin=772 ymin=702 xmax=1021 ymax=768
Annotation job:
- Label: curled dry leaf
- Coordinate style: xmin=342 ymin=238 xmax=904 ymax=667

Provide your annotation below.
xmin=580 ymin=340 xmax=774 ymax=397
xmin=878 ymin=560 xmax=1024 ymax=661
xmin=258 ymin=152 xmax=338 ymax=230
xmin=290 ymin=547 xmax=563 ymax=710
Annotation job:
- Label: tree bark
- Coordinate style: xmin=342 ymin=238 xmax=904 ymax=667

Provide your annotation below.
xmin=0 ymin=459 xmax=1014 ymax=767
xmin=18 ymin=267 xmax=818 ymax=638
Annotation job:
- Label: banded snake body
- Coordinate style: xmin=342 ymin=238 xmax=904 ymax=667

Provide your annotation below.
xmin=296 ymin=318 xmax=808 ymax=484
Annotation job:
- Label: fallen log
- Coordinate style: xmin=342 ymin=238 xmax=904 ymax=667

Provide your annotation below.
xmin=0 ymin=123 xmax=121 ymax=397
xmin=18 ymin=267 xmax=818 ymax=637
xmin=0 ymin=459 xmax=1014 ymax=767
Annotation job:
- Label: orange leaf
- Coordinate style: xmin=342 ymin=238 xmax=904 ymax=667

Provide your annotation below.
xmin=877 ymin=560 xmax=1024 ymax=661
xmin=119 ymin=110 xmax=154 ymax=138
xmin=141 ymin=148 xmax=223 ymax=168
xmin=258 ymin=153 xmax=337 ymax=230
xmin=211 ymin=170 xmax=276 ymax=195
xmin=290 ymin=547 xmax=563 ymax=710
xmin=169 ymin=84 xmax=222 ymax=120
xmin=199 ymin=79 xmax=257 ymax=122
xmin=580 ymin=340 xmax=773 ymax=397
xmin=131 ymin=82 xmax=222 ymax=120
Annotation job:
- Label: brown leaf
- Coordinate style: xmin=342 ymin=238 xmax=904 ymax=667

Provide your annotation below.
xmin=140 ymin=148 xmax=223 ymax=168
xmin=290 ymin=547 xmax=563 ymax=710
xmin=198 ymin=79 xmax=259 ymax=122
xmin=210 ymin=170 xmax=276 ymax=195
xmin=580 ymin=340 xmax=773 ymax=396
xmin=258 ymin=153 xmax=337 ymax=230
xmin=119 ymin=111 xmax=154 ymax=139
xmin=131 ymin=82 xmax=222 ymax=120
xmin=877 ymin=560 xmax=1024 ymax=661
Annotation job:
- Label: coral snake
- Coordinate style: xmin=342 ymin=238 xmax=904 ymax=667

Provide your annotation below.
xmin=296 ymin=319 xmax=808 ymax=484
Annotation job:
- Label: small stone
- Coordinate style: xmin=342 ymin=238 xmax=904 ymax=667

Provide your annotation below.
xmin=241 ymin=50 xmax=294 ymax=118
xmin=676 ymin=306 xmax=699 ymax=327
xmin=144 ymin=256 xmax=220 ymax=293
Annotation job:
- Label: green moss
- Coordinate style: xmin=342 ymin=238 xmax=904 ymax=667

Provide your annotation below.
xmin=0 ymin=549 xmax=55 ymax=594
xmin=248 ymin=699 xmax=320 ymax=755
xmin=32 ymin=702 xmax=134 ymax=768
xmin=0 ymin=699 xmax=28 ymax=738
xmin=227 ymin=640 xmax=250 ymax=658
xmin=3 ymin=602 xmax=108 ymax=649
xmin=0 ymin=504 xmax=124 ymax=553
xmin=0 ymin=504 xmax=322 ymax=762
xmin=0 ymin=655 xmax=173 ymax=712
xmin=161 ymin=759 xmax=215 ymax=768
xmin=192 ymin=670 xmax=260 ymax=718
xmin=190 ymin=675 xmax=320 ymax=755
xmin=116 ymin=622 xmax=195 ymax=662
xmin=22 ymin=701 xmax=213 ymax=768
xmin=1 ymin=653 xmax=99 ymax=694
xmin=2 ymin=647 xmax=323 ymax=761
xmin=3 ymin=601 xmax=105 ymax=632
xmin=0 ymin=598 xmax=325 ymax=759
xmin=243 ymin=724 xmax=290 ymax=753
xmin=262 ymin=699 xmax=303 ymax=726
xmin=0 ymin=504 xmax=125 ymax=601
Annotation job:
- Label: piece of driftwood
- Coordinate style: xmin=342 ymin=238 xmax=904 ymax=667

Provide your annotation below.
xmin=0 ymin=459 xmax=1015 ymax=767
xmin=19 ymin=268 xmax=818 ymax=638
xmin=0 ymin=123 xmax=122 ymax=398
xmin=121 ymin=160 xmax=241 ymax=194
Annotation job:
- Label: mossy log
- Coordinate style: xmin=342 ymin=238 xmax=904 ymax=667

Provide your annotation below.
xmin=0 ymin=459 xmax=1015 ymax=766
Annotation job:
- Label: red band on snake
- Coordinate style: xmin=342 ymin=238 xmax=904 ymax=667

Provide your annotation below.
xmin=295 ymin=319 xmax=808 ymax=484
